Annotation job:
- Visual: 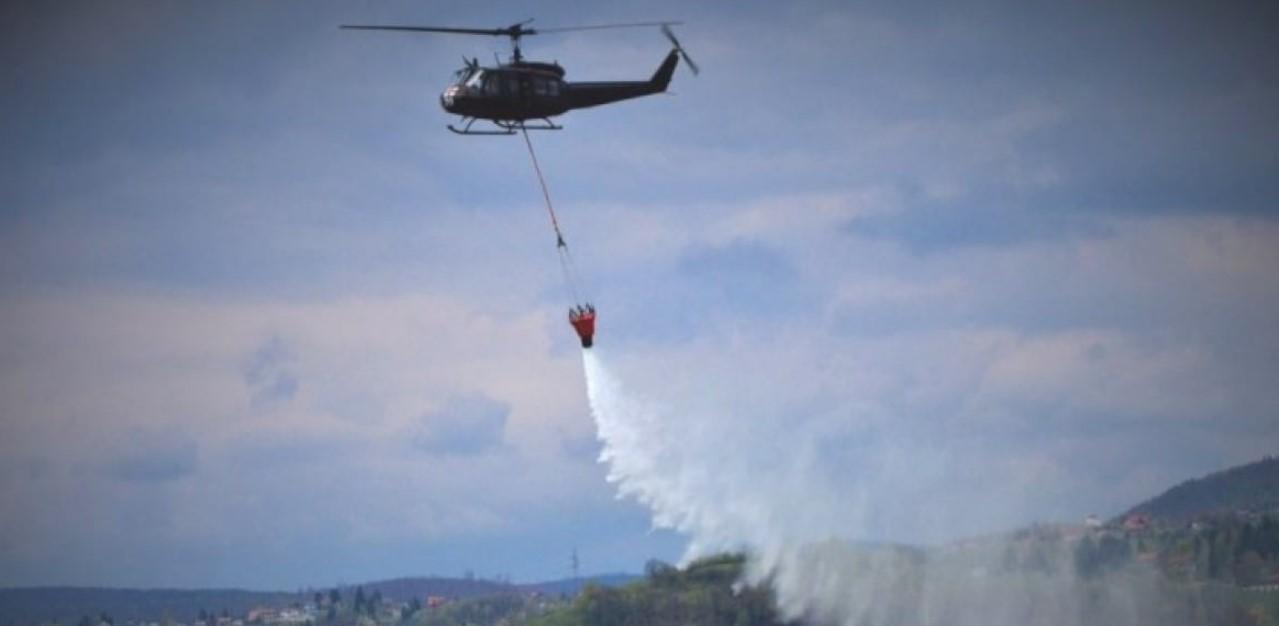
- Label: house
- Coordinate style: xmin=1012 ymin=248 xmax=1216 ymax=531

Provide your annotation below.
xmin=245 ymin=609 xmax=276 ymax=624
xmin=1123 ymin=513 xmax=1150 ymax=531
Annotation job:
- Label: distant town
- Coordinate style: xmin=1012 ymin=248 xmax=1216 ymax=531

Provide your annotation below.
xmin=108 ymin=585 xmax=560 ymax=626
xmin=4 ymin=457 xmax=1279 ymax=626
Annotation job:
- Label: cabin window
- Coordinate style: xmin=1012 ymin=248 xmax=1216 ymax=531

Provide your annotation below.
xmin=532 ymin=78 xmax=548 ymax=96
xmin=506 ymin=78 xmax=520 ymax=96
xmin=483 ymin=74 xmax=500 ymax=96
xmin=547 ymin=80 xmax=560 ymax=97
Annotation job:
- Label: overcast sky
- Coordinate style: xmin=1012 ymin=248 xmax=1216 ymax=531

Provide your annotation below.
xmin=2 ymin=0 xmax=1277 ymax=590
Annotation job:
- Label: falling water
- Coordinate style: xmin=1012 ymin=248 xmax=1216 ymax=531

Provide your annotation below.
xmin=582 ymin=349 xmax=1213 ymax=626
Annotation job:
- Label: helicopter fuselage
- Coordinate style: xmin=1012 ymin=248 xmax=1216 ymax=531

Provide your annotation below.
xmin=441 ymin=50 xmax=678 ymax=132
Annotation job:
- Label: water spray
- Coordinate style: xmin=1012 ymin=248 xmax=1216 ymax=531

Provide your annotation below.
xmin=581 ymin=350 xmax=1199 ymax=626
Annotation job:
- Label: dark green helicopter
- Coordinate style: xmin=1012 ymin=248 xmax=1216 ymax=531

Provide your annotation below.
xmin=341 ymin=20 xmax=698 ymax=135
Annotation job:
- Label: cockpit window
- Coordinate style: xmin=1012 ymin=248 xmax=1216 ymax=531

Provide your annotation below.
xmin=484 ymin=74 xmax=502 ymax=96
xmin=453 ymin=66 xmax=475 ymax=86
xmin=465 ymin=70 xmax=485 ymax=89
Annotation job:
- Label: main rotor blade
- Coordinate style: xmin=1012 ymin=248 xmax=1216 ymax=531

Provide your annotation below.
xmin=534 ymin=20 xmax=682 ymax=34
xmin=341 ymin=25 xmax=513 ymax=36
xmin=342 ymin=21 xmax=682 ymax=39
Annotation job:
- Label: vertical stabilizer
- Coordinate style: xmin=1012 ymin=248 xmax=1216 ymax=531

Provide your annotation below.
xmin=649 ymin=49 xmax=680 ymax=92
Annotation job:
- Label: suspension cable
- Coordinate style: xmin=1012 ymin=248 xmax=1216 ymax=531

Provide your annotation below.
xmin=520 ymin=125 xmax=588 ymax=304
xmin=520 ymin=125 xmax=566 ymax=248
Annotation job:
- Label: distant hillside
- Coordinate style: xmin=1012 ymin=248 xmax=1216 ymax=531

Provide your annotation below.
xmin=518 ymin=574 xmax=639 ymax=596
xmin=350 ymin=573 xmax=639 ymax=602
xmin=0 ymin=587 xmax=296 ymax=625
xmin=0 ymin=574 xmax=639 ymax=625
xmin=531 ymin=554 xmax=788 ymax=626
xmin=1120 ymin=455 xmax=1279 ymax=525
xmin=344 ymin=577 xmax=515 ymax=602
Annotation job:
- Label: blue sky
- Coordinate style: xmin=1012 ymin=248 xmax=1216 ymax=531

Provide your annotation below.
xmin=1 ymin=1 xmax=1277 ymax=590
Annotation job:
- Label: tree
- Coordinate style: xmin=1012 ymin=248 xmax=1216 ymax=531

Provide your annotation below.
xmin=403 ymin=598 xmax=422 ymax=622
xmin=1235 ymin=550 xmax=1267 ymax=585
xmin=1097 ymin=534 xmax=1132 ymax=570
xmin=1258 ymin=516 xmax=1279 ymax=558
xmin=645 ymin=559 xmax=678 ymax=586
xmin=1208 ymin=530 xmax=1229 ymax=579
xmin=1237 ymin=523 xmax=1257 ymax=559
xmin=1074 ymin=535 xmax=1100 ymax=578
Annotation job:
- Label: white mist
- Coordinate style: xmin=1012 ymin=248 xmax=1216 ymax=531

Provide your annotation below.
xmin=583 ymin=349 xmax=1201 ymax=626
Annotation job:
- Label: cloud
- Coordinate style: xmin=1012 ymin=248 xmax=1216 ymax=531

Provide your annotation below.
xmin=242 ymin=336 xmax=299 ymax=409
xmin=0 ymin=287 xmax=635 ymax=587
xmin=2 ymin=0 xmax=1278 ymax=591
xmin=559 ymin=431 xmax=603 ymax=463
xmin=845 ymin=191 xmax=1116 ymax=254
xmin=677 ymin=239 xmax=797 ymax=306
xmin=104 ymin=431 xmax=198 ymax=483
xmin=412 ymin=393 xmax=510 ymax=456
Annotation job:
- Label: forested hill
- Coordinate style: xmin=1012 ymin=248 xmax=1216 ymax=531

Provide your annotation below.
xmin=354 ymin=574 xmax=638 ymax=601
xmin=531 ymin=554 xmax=789 ymax=626
xmin=1120 ymin=456 xmax=1279 ymax=525
xmin=519 ymin=575 xmax=639 ymax=596
xmin=345 ymin=577 xmax=514 ymax=602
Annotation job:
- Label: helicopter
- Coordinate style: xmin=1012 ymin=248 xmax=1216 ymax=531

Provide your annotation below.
xmin=341 ymin=20 xmax=698 ymax=135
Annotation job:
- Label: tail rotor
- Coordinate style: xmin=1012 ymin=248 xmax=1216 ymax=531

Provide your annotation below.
xmin=661 ymin=24 xmax=699 ymax=76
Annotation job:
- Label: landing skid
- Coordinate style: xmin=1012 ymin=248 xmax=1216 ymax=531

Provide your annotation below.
xmin=499 ymin=119 xmax=563 ymax=132
xmin=448 ymin=117 xmax=563 ymax=135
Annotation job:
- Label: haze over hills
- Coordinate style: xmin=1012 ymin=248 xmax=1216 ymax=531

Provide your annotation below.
xmin=354 ymin=573 xmax=640 ymax=600
xmin=0 ymin=588 xmax=297 ymax=626
xmin=1119 ymin=456 xmax=1279 ymax=525
xmin=4 ymin=456 xmax=1278 ymax=625
xmin=0 ymin=575 xmax=637 ymax=626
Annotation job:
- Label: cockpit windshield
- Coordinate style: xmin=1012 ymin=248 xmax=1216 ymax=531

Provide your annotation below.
xmin=452 ymin=66 xmax=478 ymax=86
